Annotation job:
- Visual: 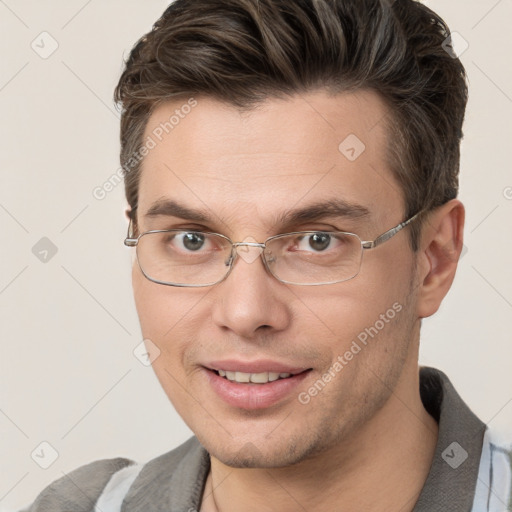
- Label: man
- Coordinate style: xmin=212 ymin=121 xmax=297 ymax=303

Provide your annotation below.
xmin=22 ymin=0 xmax=511 ymax=511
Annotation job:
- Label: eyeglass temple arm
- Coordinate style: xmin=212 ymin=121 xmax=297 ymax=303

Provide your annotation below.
xmin=361 ymin=211 xmax=422 ymax=250
xmin=124 ymin=218 xmax=138 ymax=247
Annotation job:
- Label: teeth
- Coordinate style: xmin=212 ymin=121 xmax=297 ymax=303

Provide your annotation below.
xmin=250 ymin=372 xmax=269 ymax=383
xmin=218 ymin=370 xmax=293 ymax=384
xmin=235 ymin=371 xmax=251 ymax=383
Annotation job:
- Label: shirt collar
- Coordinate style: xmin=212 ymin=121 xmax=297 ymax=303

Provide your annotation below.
xmin=413 ymin=366 xmax=486 ymax=511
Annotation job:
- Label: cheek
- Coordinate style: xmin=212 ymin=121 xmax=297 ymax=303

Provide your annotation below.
xmin=301 ymin=265 xmax=415 ymax=390
xmin=132 ymin=264 xmax=210 ymax=372
xmin=132 ymin=268 xmax=191 ymax=408
xmin=132 ymin=265 xmax=185 ymax=372
xmin=132 ymin=264 xmax=184 ymax=336
xmin=299 ymin=289 xmax=414 ymax=406
xmin=297 ymin=270 xmax=407 ymax=342
xmin=132 ymin=265 xmax=160 ymax=334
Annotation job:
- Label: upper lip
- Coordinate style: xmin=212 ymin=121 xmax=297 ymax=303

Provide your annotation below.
xmin=205 ymin=359 xmax=311 ymax=375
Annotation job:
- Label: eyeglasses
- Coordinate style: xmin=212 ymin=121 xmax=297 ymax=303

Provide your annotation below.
xmin=124 ymin=211 xmax=422 ymax=287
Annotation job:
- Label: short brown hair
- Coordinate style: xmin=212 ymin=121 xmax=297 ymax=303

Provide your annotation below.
xmin=114 ymin=0 xmax=468 ymax=249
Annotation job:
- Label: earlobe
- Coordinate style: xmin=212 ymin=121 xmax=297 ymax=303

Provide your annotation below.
xmin=416 ymin=200 xmax=465 ymax=319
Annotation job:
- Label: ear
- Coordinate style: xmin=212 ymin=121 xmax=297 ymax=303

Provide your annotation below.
xmin=125 ymin=207 xmax=139 ymax=237
xmin=416 ymin=199 xmax=465 ymax=319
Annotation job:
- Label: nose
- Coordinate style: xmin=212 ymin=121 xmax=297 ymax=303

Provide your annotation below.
xmin=211 ymin=245 xmax=291 ymax=339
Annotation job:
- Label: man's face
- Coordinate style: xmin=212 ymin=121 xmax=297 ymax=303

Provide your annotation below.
xmin=132 ymin=91 xmax=420 ymax=467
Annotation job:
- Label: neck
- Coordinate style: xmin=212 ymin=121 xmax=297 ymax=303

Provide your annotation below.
xmin=201 ymin=361 xmax=438 ymax=512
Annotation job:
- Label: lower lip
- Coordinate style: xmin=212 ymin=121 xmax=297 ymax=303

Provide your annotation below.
xmin=204 ymin=368 xmax=311 ymax=410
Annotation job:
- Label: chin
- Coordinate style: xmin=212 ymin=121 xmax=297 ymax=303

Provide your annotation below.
xmin=197 ymin=427 xmax=329 ymax=469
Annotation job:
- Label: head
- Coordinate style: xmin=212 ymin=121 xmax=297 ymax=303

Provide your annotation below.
xmin=115 ymin=0 xmax=467 ymax=467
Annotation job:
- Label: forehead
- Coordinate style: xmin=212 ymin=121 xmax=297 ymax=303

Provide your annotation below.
xmin=137 ymin=90 xmax=404 ymax=234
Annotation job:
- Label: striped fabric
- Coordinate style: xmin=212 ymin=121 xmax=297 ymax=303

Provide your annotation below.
xmin=93 ymin=463 xmax=144 ymax=512
xmin=472 ymin=428 xmax=512 ymax=511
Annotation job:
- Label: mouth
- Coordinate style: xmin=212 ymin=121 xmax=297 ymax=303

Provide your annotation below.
xmin=213 ymin=369 xmax=302 ymax=384
xmin=203 ymin=364 xmax=312 ymax=410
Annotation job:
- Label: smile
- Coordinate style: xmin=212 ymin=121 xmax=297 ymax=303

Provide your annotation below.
xmin=204 ymin=366 xmax=312 ymax=409
xmin=215 ymin=370 xmax=293 ymax=384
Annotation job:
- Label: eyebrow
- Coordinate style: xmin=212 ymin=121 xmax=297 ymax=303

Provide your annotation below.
xmin=144 ymin=198 xmax=371 ymax=230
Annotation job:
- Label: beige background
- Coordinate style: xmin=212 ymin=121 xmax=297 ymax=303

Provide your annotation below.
xmin=1 ymin=0 xmax=511 ymax=509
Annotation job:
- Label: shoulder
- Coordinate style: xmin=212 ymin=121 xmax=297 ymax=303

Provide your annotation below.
xmin=20 ymin=437 xmax=208 ymax=512
xmin=20 ymin=457 xmax=135 ymax=512
xmin=121 ymin=436 xmax=209 ymax=509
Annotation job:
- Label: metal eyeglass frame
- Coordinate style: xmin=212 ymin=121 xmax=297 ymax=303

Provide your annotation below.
xmin=124 ymin=210 xmax=423 ymax=287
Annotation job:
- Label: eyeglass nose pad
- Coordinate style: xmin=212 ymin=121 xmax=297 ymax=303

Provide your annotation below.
xmin=224 ymin=247 xmax=237 ymax=267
